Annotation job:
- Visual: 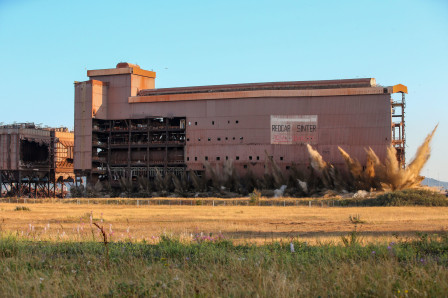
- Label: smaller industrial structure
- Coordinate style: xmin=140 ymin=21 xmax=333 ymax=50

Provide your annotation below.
xmin=0 ymin=123 xmax=74 ymax=197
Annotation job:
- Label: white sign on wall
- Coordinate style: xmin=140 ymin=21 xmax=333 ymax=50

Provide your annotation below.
xmin=270 ymin=115 xmax=318 ymax=144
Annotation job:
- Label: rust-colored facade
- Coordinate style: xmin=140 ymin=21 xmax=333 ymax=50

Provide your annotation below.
xmin=0 ymin=123 xmax=74 ymax=197
xmin=74 ymin=63 xmax=407 ymax=184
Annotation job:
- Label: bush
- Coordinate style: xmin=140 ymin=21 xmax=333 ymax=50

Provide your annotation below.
xmin=349 ymin=189 xmax=448 ymax=207
xmin=249 ymin=189 xmax=261 ymax=205
xmin=374 ymin=189 xmax=448 ymax=206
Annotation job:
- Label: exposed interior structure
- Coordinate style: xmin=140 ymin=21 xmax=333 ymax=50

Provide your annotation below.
xmin=74 ymin=63 xmax=407 ymax=186
xmin=0 ymin=123 xmax=74 ymax=197
xmin=91 ymin=117 xmax=186 ymax=181
xmin=20 ymin=139 xmax=49 ymax=163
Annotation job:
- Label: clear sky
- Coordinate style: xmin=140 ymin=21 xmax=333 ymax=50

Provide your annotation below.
xmin=0 ymin=0 xmax=447 ymax=180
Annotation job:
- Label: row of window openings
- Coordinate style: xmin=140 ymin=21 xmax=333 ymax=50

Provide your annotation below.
xmin=187 ymin=137 xmax=243 ymax=142
xmin=187 ymin=156 xmax=285 ymax=161
xmin=198 ymin=164 xmax=291 ymax=170
xmin=194 ymin=120 xmax=239 ymax=126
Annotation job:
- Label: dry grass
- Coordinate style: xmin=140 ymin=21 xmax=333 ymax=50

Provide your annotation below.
xmin=1 ymin=202 xmax=448 ymax=244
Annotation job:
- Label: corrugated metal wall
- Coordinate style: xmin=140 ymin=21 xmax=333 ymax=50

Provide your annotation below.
xmin=124 ymin=94 xmax=391 ymax=175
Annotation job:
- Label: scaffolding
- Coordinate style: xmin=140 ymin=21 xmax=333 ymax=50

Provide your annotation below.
xmin=391 ymin=92 xmax=406 ymax=168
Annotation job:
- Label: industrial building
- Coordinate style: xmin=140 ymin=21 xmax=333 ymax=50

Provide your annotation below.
xmin=74 ymin=63 xmax=406 ymax=185
xmin=0 ymin=123 xmax=74 ymax=197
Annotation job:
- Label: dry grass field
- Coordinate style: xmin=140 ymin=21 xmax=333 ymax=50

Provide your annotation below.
xmin=1 ymin=202 xmax=448 ymax=244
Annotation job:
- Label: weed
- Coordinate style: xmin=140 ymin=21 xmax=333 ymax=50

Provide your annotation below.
xmin=341 ymin=215 xmax=363 ymax=246
xmin=93 ymin=222 xmax=110 ymax=269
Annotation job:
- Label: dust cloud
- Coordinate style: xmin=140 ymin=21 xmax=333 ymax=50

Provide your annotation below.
xmin=307 ymin=125 xmax=438 ymax=191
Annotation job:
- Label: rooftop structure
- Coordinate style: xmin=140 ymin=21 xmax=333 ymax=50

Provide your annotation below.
xmin=74 ymin=63 xmax=407 ymax=186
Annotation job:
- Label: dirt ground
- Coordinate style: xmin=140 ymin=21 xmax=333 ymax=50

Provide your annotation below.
xmin=1 ymin=202 xmax=448 ymax=244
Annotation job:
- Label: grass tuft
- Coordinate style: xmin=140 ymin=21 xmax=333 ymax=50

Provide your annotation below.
xmin=13 ymin=206 xmax=30 ymax=211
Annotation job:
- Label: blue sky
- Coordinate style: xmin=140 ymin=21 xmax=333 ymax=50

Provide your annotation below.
xmin=0 ymin=0 xmax=447 ymax=180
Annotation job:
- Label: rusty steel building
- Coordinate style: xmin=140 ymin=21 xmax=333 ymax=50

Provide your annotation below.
xmin=74 ymin=63 xmax=407 ymax=185
xmin=0 ymin=123 xmax=74 ymax=197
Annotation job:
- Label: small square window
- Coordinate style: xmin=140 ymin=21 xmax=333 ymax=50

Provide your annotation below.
xmin=225 ymin=137 xmax=228 ymax=140
xmin=243 ymin=165 xmax=247 ymax=169
xmin=232 ymin=137 xmax=235 ymax=140
xmin=257 ymin=156 xmax=260 ymax=160
xmin=198 ymin=138 xmax=201 ymax=141
xmin=240 ymin=137 xmax=243 ymax=140
xmin=217 ymin=137 xmax=221 ymax=141
xmin=187 ymin=138 xmax=189 ymax=141
xmin=236 ymin=120 xmax=239 ymax=124
xmin=187 ymin=157 xmax=190 ymax=161
xmin=249 ymin=156 xmax=252 ymax=160
xmin=216 ymin=157 xmax=220 ymax=161
xmin=286 ymin=166 xmax=290 ymax=170
xmin=195 ymin=122 xmax=198 ymax=125
xmin=280 ymin=157 xmax=284 ymax=161
xmin=236 ymin=156 xmax=239 ymax=160
xmin=205 ymin=156 xmax=208 ymax=161
xmin=208 ymin=138 xmax=211 ymax=141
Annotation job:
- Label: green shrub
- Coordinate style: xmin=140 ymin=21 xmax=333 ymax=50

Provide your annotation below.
xmin=249 ymin=189 xmax=261 ymax=205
